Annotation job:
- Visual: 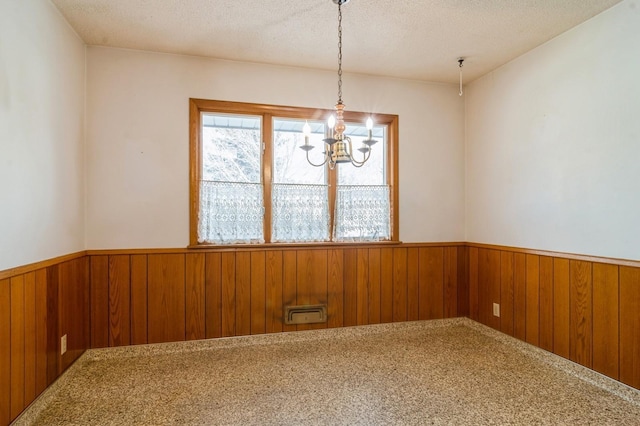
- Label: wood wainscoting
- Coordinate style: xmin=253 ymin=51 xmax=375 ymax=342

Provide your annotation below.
xmin=0 ymin=253 xmax=88 ymax=425
xmin=86 ymin=244 xmax=468 ymax=347
xmin=3 ymin=242 xmax=640 ymax=425
xmin=467 ymin=243 xmax=640 ymax=390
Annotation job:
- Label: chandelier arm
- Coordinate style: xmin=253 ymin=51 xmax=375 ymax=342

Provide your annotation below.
xmin=344 ymin=137 xmax=370 ymax=166
xmin=305 ymin=148 xmax=330 ymax=168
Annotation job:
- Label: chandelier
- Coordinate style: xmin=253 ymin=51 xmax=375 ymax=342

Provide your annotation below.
xmin=300 ymin=0 xmax=378 ymax=169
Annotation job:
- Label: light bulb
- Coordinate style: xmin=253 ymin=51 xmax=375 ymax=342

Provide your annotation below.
xmin=328 ymin=115 xmax=336 ymax=130
xmin=303 ymin=121 xmax=311 ymax=137
xmin=366 ymin=117 xmax=373 ymax=130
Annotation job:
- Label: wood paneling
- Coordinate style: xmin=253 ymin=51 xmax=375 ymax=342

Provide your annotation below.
xmin=538 ymin=257 xmax=554 ymax=352
xmin=235 ymin=252 xmax=251 ymax=336
xmin=620 ymin=266 xmax=640 ymax=388
xmin=513 ymin=253 xmax=527 ymax=341
xmin=525 ymin=254 xmax=539 ymax=346
xmin=221 ymin=252 xmax=237 ymax=336
xmin=282 ymin=251 xmax=297 ymax=332
xmin=23 ymin=272 xmax=36 ymax=407
xmin=407 ymin=248 xmax=419 ymax=321
xmin=380 ymin=248 xmax=394 ymax=324
xmin=10 ymin=275 xmax=25 ymax=420
xmin=569 ymin=260 xmax=592 ymax=368
xmin=45 ymin=265 xmax=59 ymax=387
xmin=1 ymin=279 xmax=11 ymax=425
xmin=34 ymin=269 xmax=48 ymax=396
xmin=367 ymin=249 xmax=381 ymax=325
xmin=553 ymin=258 xmax=570 ymax=359
xmin=205 ymin=253 xmax=222 ymax=338
xmin=444 ymin=247 xmax=458 ymax=318
xmin=109 ymin=255 xmax=131 ymax=347
xmin=327 ymin=249 xmax=344 ymax=328
xmin=356 ymin=249 xmax=369 ymax=325
xmin=478 ymin=249 xmax=500 ymax=330
xmin=59 ymin=258 xmax=89 ymax=373
xmin=186 ymin=253 xmax=205 ymax=340
xmin=392 ymin=248 xmax=408 ymax=322
xmin=468 ymin=247 xmax=479 ymax=321
xmin=90 ymin=256 xmax=109 ymax=348
xmin=250 ymin=251 xmax=266 ymax=335
xmin=592 ymin=263 xmax=619 ymax=379
xmin=422 ymin=248 xmax=444 ymax=320
xmin=456 ymin=246 xmax=469 ymax=317
xmin=130 ymin=255 xmax=148 ymax=345
xmin=343 ymin=249 xmax=357 ymax=327
xmin=147 ymin=254 xmax=186 ymax=343
xmin=500 ymin=251 xmax=515 ymax=336
xmin=265 ymin=251 xmax=283 ymax=333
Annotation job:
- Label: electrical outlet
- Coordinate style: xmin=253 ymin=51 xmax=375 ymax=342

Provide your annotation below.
xmin=493 ymin=303 xmax=500 ymax=317
xmin=61 ymin=334 xmax=67 ymax=355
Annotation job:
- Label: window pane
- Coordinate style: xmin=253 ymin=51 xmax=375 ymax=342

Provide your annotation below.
xmin=202 ymin=113 xmax=261 ymax=183
xmin=337 ymin=123 xmax=386 ymax=185
xmin=273 ymin=118 xmax=326 ymax=184
xmin=334 ymin=185 xmax=390 ymax=242
xmin=198 ymin=181 xmax=264 ymax=244
xmin=272 ymin=183 xmax=330 ymax=242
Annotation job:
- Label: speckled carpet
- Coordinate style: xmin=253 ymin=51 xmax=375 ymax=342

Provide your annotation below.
xmin=14 ymin=318 xmax=640 ymax=425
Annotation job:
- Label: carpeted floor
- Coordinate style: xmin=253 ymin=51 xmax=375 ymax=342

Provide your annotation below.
xmin=14 ymin=318 xmax=640 ymax=425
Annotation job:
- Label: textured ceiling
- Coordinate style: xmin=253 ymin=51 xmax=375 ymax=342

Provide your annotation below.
xmin=51 ymin=0 xmax=622 ymax=84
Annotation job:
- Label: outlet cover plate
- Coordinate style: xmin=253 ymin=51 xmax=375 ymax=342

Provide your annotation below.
xmin=493 ymin=303 xmax=500 ymax=317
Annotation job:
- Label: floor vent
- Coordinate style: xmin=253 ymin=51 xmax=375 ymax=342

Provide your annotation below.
xmin=284 ymin=304 xmax=327 ymax=325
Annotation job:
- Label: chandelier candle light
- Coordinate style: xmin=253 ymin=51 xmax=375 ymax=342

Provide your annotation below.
xmin=300 ymin=0 xmax=378 ymax=169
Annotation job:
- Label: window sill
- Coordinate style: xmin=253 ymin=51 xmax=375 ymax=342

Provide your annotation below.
xmin=187 ymin=240 xmax=403 ymax=250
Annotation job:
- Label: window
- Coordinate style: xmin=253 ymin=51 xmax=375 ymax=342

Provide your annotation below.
xmin=189 ymin=99 xmax=398 ymax=246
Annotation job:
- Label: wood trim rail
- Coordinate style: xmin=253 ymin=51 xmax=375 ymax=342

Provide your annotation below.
xmin=0 ymin=251 xmax=86 ymax=281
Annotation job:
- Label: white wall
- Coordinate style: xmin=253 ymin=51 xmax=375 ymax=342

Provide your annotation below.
xmin=86 ymin=48 xmax=465 ymax=249
xmin=0 ymin=0 xmax=85 ymax=270
xmin=466 ymin=0 xmax=640 ymax=260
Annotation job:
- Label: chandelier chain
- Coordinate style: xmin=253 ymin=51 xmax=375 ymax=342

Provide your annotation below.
xmin=337 ymin=2 xmax=343 ymax=104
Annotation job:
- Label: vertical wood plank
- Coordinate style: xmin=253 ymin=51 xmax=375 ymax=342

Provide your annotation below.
xmin=553 ymin=258 xmax=571 ymax=359
xmin=407 ymin=248 xmax=420 ymax=321
xmin=265 ymin=251 xmax=283 ymax=333
xmin=513 ymin=253 xmax=526 ymax=341
xmin=327 ymin=249 xmax=344 ymax=329
xmin=10 ymin=275 xmax=25 ymax=420
xmin=147 ymin=254 xmax=186 ymax=343
xmin=380 ymin=248 xmax=394 ymax=323
xmin=539 ymin=256 xmax=554 ymax=352
xmin=592 ymin=263 xmax=619 ymax=380
xmin=468 ymin=247 xmax=479 ymax=321
xmin=457 ymin=246 xmax=469 ymax=317
xmin=296 ymin=250 xmax=328 ymax=331
xmin=59 ymin=258 xmax=89 ymax=371
xmin=367 ymin=248 xmax=381 ymax=325
xmin=392 ymin=248 xmax=408 ymax=322
xmin=23 ymin=272 xmax=36 ymax=406
xmin=34 ymin=269 xmax=48 ymax=396
xmin=250 ymin=251 xmax=266 ymax=335
xmin=90 ymin=256 xmax=109 ymax=348
xmin=130 ymin=255 xmax=148 ymax=345
xmin=109 ymin=255 xmax=131 ymax=347
xmin=356 ymin=249 xmax=369 ymax=325
xmin=443 ymin=247 xmax=458 ymax=318
xmin=186 ymin=253 xmax=206 ymax=340
xmin=205 ymin=253 xmax=222 ymax=338
xmin=620 ymin=266 xmax=640 ymax=388
xmin=0 ymin=279 xmax=11 ymax=426
xmin=479 ymin=249 xmax=500 ymax=330
xmin=569 ymin=260 xmax=592 ymax=368
xmin=500 ymin=251 xmax=515 ymax=336
xmin=45 ymin=265 xmax=59 ymax=386
xmin=221 ymin=252 xmax=237 ymax=336
xmin=525 ymin=254 xmax=540 ymax=346
xmin=235 ymin=252 xmax=251 ymax=336
xmin=282 ymin=251 xmax=297 ymax=332
xmin=423 ymin=248 xmax=444 ymax=320
xmin=343 ymin=249 xmax=357 ymax=327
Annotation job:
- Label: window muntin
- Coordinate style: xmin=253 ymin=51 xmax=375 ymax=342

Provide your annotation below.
xmin=189 ymin=99 xmax=398 ymax=246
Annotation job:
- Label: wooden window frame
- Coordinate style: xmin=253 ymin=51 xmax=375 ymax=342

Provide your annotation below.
xmin=189 ymin=98 xmax=399 ymax=247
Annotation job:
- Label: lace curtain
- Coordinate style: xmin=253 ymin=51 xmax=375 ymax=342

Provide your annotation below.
xmin=198 ymin=181 xmax=264 ymax=244
xmin=334 ymin=185 xmax=390 ymax=242
xmin=272 ymin=183 xmax=330 ymax=242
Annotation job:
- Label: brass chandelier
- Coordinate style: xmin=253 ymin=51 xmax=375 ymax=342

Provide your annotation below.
xmin=300 ymin=0 xmax=378 ymax=169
